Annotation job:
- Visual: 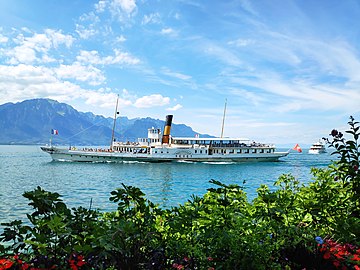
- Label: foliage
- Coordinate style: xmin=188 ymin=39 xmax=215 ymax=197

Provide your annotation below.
xmin=1 ymin=116 xmax=360 ymax=269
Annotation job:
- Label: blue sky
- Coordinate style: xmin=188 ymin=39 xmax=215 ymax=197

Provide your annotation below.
xmin=0 ymin=0 xmax=359 ymax=146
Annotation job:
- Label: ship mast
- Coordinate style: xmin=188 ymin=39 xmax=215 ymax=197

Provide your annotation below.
xmin=110 ymin=95 xmax=119 ymax=150
xmin=220 ymin=98 xmax=227 ymax=138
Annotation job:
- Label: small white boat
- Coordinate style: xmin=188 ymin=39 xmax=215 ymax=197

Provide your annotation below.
xmin=41 ymin=115 xmax=289 ymax=163
xmin=308 ymin=140 xmax=326 ymax=154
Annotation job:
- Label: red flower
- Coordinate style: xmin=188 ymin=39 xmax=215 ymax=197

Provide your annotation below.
xmin=171 ymin=264 xmax=184 ymax=270
xmin=352 ymin=254 xmax=360 ymax=261
xmin=323 ymin=252 xmax=332 ymax=260
xmin=354 ymin=265 xmax=360 ymax=270
xmin=207 ymin=257 xmax=214 ymax=261
xmin=73 ymin=255 xmax=86 ymax=267
xmin=0 ymin=259 xmax=14 ymax=270
xmin=21 ymin=262 xmax=30 ymax=270
xmin=332 ymin=260 xmax=340 ymax=268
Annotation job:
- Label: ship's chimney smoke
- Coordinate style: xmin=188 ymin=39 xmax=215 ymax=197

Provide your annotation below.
xmin=162 ymin=115 xmax=173 ymax=144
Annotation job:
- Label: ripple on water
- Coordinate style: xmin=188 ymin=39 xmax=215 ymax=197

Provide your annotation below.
xmin=0 ymin=145 xmax=335 ymax=223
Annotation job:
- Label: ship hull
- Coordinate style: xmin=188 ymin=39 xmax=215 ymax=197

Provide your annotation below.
xmin=41 ymin=146 xmax=289 ymax=163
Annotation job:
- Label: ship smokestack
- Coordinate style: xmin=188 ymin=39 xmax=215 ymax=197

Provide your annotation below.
xmin=162 ymin=115 xmax=173 ymax=144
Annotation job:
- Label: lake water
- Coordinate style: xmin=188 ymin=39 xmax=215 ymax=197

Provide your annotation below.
xmin=0 ymin=145 xmax=335 ymax=224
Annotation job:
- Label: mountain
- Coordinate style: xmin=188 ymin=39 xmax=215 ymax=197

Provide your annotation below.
xmin=0 ymin=99 xmax=206 ymax=145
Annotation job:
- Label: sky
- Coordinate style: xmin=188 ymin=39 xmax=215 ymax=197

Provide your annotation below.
xmin=0 ymin=0 xmax=359 ymax=146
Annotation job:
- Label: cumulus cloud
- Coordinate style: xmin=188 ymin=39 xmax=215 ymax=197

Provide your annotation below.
xmin=82 ymin=90 xmax=131 ymax=109
xmin=75 ymin=24 xmax=98 ymax=39
xmin=0 ymin=64 xmax=82 ymax=103
xmin=109 ymin=0 xmax=137 ymax=22
xmin=76 ymin=49 xmax=140 ymax=65
xmin=4 ymin=30 xmax=74 ymax=64
xmin=55 ymin=63 xmax=106 ymax=85
xmin=0 ymin=64 xmax=128 ymax=112
xmin=133 ymin=94 xmax=170 ymax=108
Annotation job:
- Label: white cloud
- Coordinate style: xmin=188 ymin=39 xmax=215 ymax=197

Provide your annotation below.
xmin=44 ymin=29 xmax=74 ymax=48
xmin=203 ymin=42 xmax=242 ymax=67
xmin=75 ymin=24 xmax=98 ymax=39
xmin=228 ymin=38 xmax=254 ymax=47
xmin=0 ymin=64 xmax=81 ymax=103
xmin=161 ymin=28 xmax=175 ymax=35
xmin=114 ymin=0 xmax=136 ymax=14
xmin=142 ymin=13 xmax=161 ymax=25
xmin=95 ymin=0 xmax=107 ymax=13
xmin=55 ymin=63 xmax=106 ymax=85
xmin=109 ymin=0 xmax=137 ymax=21
xmin=8 ymin=46 xmax=37 ymax=64
xmin=166 ymin=104 xmax=182 ymax=111
xmin=133 ymin=94 xmax=170 ymax=108
xmin=0 ymin=34 xmax=8 ymax=43
xmin=0 ymin=64 xmax=128 ymax=114
xmin=76 ymin=49 xmax=140 ymax=65
xmin=116 ymin=35 xmax=126 ymax=42
xmin=4 ymin=30 xmax=74 ymax=64
xmin=161 ymin=68 xmax=191 ymax=80
xmin=82 ymin=90 xmax=131 ymax=109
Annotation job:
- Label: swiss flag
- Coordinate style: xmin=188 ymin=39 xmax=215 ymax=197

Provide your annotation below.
xmin=293 ymin=143 xmax=302 ymax=153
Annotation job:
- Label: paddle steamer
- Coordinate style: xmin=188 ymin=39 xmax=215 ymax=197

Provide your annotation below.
xmin=41 ymin=115 xmax=289 ymax=163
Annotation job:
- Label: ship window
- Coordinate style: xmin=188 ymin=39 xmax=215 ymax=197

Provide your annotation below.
xmin=161 ymin=151 xmax=163 ymax=153
xmin=237 ymin=149 xmax=241 ymax=153
xmin=267 ymin=149 xmax=271 ymax=153
xmin=252 ymin=149 xmax=257 ymax=153
xmin=155 ymin=151 xmax=157 ymax=153
xmin=245 ymin=149 xmax=249 ymax=153
xmin=200 ymin=150 xmax=202 ymax=154
xmin=260 ymin=149 xmax=264 ymax=153
xmin=195 ymin=150 xmax=197 ymax=153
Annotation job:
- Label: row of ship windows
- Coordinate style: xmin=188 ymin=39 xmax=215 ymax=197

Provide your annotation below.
xmin=71 ymin=148 xmax=273 ymax=158
xmin=71 ymin=155 xmax=116 ymax=159
xmin=213 ymin=149 xmax=272 ymax=154
xmin=152 ymin=149 xmax=273 ymax=154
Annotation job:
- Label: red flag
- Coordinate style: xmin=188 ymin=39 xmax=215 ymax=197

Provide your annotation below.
xmin=293 ymin=143 xmax=302 ymax=153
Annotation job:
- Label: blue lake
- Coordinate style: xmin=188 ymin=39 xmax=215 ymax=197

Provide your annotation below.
xmin=0 ymin=145 xmax=335 ymax=224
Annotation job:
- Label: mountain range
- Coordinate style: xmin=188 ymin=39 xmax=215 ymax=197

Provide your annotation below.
xmin=0 ymin=99 xmax=206 ymax=145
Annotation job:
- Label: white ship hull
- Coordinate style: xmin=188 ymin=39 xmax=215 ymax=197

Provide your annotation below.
xmin=41 ymin=146 xmax=289 ymax=163
xmin=308 ymin=141 xmax=326 ymax=154
xmin=308 ymin=149 xmax=326 ymax=154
